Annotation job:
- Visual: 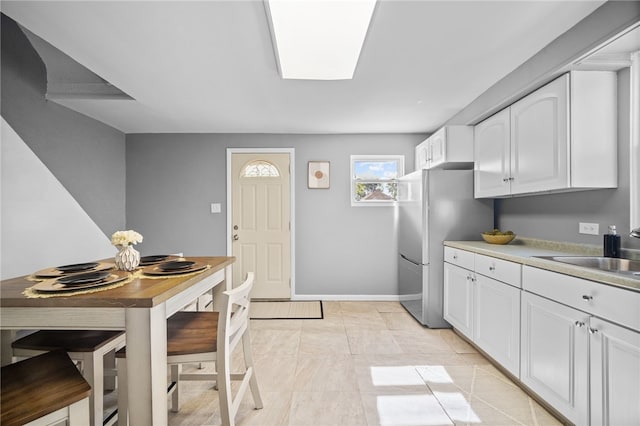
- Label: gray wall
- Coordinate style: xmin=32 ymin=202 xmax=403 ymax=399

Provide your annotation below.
xmin=447 ymin=1 xmax=640 ymax=126
xmin=126 ymin=133 xmax=421 ymax=297
xmin=446 ymin=2 xmax=640 ymax=251
xmin=1 ymin=13 xmax=126 ymax=236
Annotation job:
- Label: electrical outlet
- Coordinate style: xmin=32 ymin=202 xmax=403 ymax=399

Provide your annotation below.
xmin=579 ymin=222 xmax=599 ymax=235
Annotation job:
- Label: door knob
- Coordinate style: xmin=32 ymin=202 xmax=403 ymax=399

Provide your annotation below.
xmin=233 ymin=234 xmax=239 ymax=241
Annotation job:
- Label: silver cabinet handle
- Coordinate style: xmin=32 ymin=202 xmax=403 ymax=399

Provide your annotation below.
xmin=582 ymin=295 xmax=593 ymax=301
xmin=574 ymin=321 xmax=585 ymax=327
xmin=589 ymin=327 xmax=599 ymax=334
xmin=489 ymin=266 xmax=495 ymax=271
xmin=453 ymin=254 xmax=458 ymax=260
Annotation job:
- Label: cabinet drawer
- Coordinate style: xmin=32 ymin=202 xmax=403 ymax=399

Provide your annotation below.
xmin=523 ymin=266 xmax=640 ymax=332
xmin=444 ymin=247 xmax=474 ymax=270
xmin=475 ymin=254 xmax=522 ymax=287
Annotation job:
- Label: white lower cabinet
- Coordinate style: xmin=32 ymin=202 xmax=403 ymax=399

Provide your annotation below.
xmin=443 ymin=262 xmax=474 ymax=339
xmin=474 ymin=274 xmax=520 ymax=377
xmin=443 ymin=248 xmax=521 ymax=377
xmin=520 ymin=291 xmax=589 ymax=425
xmin=589 ymin=317 xmax=640 ymax=426
xmin=445 ymin=247 xmax=640 ymax=426
xmin=522 ymin=265 xmax=640 ymax=425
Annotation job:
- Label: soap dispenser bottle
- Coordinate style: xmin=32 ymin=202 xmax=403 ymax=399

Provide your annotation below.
xmin=603 ymin=225 xmax=621 ymax=258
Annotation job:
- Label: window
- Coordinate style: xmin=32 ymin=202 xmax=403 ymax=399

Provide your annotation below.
xmin=241 ymin=160 xmax=280 ymax=177
xmin=350 ymin=155 xmax=404 ymax=206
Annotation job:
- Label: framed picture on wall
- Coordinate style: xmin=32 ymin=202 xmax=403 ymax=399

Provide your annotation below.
xmin=308 ymin=161 xmax=330 ymax=189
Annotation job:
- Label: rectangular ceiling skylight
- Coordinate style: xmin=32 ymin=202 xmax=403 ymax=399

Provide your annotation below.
xmin=265 ymin=0 xmax=377 ymax=80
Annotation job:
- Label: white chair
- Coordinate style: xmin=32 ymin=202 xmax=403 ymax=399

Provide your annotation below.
xmin=11 ymin=330 xmax=125 ymax=426
xmin=117 ymin=272 xmax=263 ymax=426
xmin=1 ymin=350 xmax=92 ymax=426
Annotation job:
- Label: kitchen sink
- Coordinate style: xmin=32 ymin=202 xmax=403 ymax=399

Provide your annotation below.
xmin=536 ymin=256 xmax=640 ymax=278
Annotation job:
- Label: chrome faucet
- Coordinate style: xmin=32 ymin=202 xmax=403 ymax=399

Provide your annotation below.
xmin=631 ymin=227 xmax=640 ymax=239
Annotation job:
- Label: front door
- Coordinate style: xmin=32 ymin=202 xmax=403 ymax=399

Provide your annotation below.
xmin=230 ymin=152 xmax=291 ymax=299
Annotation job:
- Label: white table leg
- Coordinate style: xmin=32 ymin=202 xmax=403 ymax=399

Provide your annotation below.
xmin=125 ymin=304 xmax=168 ymax=426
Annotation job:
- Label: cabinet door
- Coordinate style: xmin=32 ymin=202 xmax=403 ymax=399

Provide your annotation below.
xmin=415 ymin=140 xmax=429 ymax=170
xmin=443 ymin=263 xmax=473 ymax=339
xmin=590 ymin=317 xmax=640 ymax=426
xmin=510 ymin=74 xmax=569 ymax=194
xmin=474 ymin=108 xmax=510 ymax=198
xmin=474 ymin=275 xmax=520 ymax=377
xmin=521 ymin=292 xmax=589 ymax=425
xmin=428 ymin=128 xmax=446 ymax=168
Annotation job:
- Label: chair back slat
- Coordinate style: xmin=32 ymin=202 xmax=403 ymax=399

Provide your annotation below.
xmin=218 ymin=273 xmax=254 ymax=354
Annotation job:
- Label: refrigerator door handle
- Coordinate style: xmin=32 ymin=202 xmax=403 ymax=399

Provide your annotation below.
xmin=400 ymin=253 xmax=427 ymax=266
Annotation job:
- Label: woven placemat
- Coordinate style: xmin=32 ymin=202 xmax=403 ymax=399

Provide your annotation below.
xmin=23 ymin=265 xmax=211 ymax=298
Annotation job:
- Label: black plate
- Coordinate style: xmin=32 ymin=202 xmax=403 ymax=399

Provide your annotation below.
xmin=57 ymin=271 xmax=111 ymax=286
xmin=56 ymin=262 xmax=99 ymax=273
xmin=159 ymin=261 xmax=195 ymax=271
xmin=140 ymin=255 xmax=169 ymax=265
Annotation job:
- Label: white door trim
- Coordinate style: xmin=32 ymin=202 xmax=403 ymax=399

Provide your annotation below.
xmin=226 ymin=148 xmax=296 ymax=299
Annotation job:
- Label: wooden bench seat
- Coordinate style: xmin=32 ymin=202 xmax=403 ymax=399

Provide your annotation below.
xmin=1 ymin=350 xmax=91 ymax=426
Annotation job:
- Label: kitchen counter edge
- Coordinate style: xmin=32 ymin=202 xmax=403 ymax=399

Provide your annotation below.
xmin=443 ymin=239 xmax=640 ymax=293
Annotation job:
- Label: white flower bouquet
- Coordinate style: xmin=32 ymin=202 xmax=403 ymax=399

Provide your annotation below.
xmin=111 ymin=230 xmax=143 ymax=247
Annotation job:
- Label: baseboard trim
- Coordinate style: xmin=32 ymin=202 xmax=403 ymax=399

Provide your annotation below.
xmin=292 ymin=294 xmax=402 ymax=301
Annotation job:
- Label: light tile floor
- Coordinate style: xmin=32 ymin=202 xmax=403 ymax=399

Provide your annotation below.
xmin=163 ymin=301 xmax=562 ymax=426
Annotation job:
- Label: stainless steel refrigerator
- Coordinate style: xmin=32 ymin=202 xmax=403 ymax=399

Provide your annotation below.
xmin=397 ymin=169 xmax=493 ymax=327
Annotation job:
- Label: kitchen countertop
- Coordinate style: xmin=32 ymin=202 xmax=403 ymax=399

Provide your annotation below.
xmin=444 ymin=237 xmax=640 ymax=293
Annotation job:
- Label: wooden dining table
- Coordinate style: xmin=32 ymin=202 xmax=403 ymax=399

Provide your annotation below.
xmin=0 ymin=256 xmax=235 ymax=426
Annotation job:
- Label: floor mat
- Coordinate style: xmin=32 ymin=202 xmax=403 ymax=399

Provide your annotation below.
xmin=250 ymin=300 xmax=323 ymax=320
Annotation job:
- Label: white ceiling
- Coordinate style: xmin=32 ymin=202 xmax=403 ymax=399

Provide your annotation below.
xmin=2 ymin=0 xmax=607 ymax=134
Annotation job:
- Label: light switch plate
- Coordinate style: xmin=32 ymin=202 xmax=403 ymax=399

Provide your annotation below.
xmin=579 ymin=222 xmax=599 ymax=235
xmin=210 ymin=203 xmax=221 ymax=214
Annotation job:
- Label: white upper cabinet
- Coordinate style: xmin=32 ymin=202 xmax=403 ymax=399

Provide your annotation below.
xmin=474 ymin=71 xmax=617 ymax=198
xmin=415 ymin=139 xmax=429 ymax=170
xmin=474 ymin=109 xmax=510 ymax=198
xmin=416 ymin=126 xmax=473 ymax=170
xmin=510 ymin=75 xmax=569 ymax=194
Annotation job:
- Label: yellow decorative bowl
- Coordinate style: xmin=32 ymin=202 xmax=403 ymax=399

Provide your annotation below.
xmin=481 ymin=233 xmax=516 ymax=245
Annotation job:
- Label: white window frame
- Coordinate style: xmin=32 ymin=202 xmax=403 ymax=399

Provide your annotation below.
xmin=350 ymin=155 xmax=404 ymax=206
